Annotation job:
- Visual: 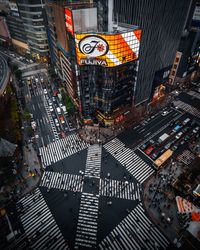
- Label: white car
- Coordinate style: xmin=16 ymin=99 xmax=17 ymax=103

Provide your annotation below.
xmin=49 ymin=106 xmax=53 ymax=112
xmin=43 ymin=89 xmax=48 ymax=94
xmin=162 ymin=111 xmax=169 ymax=116
xmin=48 ymin=100 xmax=53 ymax=106
xmin=54 ymin=119 xmax=59 ymax=127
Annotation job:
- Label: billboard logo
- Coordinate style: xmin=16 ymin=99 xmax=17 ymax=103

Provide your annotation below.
xmin=79 ymin=35 xmax=109 ymax=57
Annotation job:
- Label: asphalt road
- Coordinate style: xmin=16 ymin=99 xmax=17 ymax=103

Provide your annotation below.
xmin=8 ymin=82 xmax=200 ymax=249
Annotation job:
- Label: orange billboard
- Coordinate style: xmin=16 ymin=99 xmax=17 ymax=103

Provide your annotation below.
xmin=75 ymin=29 xmax=141 ymax=67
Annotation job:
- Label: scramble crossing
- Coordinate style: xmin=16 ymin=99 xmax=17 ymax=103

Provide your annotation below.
xmin=17 ymin=142 xmax=169 ymax=249
xmin=104 ymin=138 xmax=155 ymax=183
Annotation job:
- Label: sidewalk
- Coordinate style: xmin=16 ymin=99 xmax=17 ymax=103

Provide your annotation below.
xmin=142 ymin=161 xmax=187 ymax=244
xmin=12 ymin=143 xmax=42 ymax=198
xmin=78 ymin=125 xmax=123 ymax=144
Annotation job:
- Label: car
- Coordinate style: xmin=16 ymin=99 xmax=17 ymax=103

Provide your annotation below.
xmin=140 ymin=143 xmax=148 ymax=150
xmin=175 ymin=132 xmax=183 ymax=139
xmin=180 ymin=140 xmax=185 ymax=145
xmin=172 ymin=145 xmax=178 ymax=151
xmin=59 ymin=116 xmax=65 ymax=124
xmin=193 ymin=126 xmax=199 ymax=133
xmin=151 ymin=152 xmax=159 ymax=160
xmin=43 ymin=89 xmax=48 ymax=94
xmin=48 ymin=100 xmax=53 ymax=106
xmin=56 ymin=107 xmax=61 ymax=114
xmin=164 ymin=142 xmax=171 ymax=150
xmin=184 ymin=135 xmax=190 ymax=141
xmin=145 ymin=146 xmax=155 ymax=155
xmin=54 ymin=119 xmax=59 ymax=127
xmin=49 ymin=106 xmax=53 ymax=112
xmin=60 ymin=131 xmax=65 ymax=139
xmin=52 ymin=97 xmax=56 ymax=102
xmin=162 ymin=111 xmax=169 ymax=116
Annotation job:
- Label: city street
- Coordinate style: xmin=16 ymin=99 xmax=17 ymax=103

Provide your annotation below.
xmin=1 ymin=51 xmax=199 ymax=250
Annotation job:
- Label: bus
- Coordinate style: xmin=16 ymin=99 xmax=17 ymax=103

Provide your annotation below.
xmin=154 ymin=149 xmax=173 ymax=169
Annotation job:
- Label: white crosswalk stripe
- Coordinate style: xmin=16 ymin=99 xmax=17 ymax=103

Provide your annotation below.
xmin=177 ymin=149 xmax=196 ymax=165
xmin=74 ymin=193 xmax=99 ymax=249
xmin=39 ymin=133 xmax=89 ymax=168
xmin=188 ymin=90 xmax=200 ymax=100
xmin=99 ymin=202 xmax=169 ymax=250
xmin=40 ymin=171 xmax=84 ymax=192
xmin=99 ymin=179 xmax=141 ymax=201
xmin=104 ymin=139 xmax=154 ymax=183
xmin=173 ymin=100 xmax=200 ymax=118
xmin=16 ymin=188 xmax=69 ymax=250
xmin=85 ymin=144 xmax=102 ymax=178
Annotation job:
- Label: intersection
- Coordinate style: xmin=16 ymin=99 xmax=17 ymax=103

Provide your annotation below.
xmin=17 ymin=133 xmax=170 ymax=250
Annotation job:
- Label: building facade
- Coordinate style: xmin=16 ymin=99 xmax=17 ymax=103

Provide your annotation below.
xmin=113 ymin=0 xmax=193 ymax=105
xmin=6 ymin=1 xmax=28 ymax=54
xmin=17 ymin=0 xmax=49 ymax=61
xmin=63 ymin=5 xmax=141 ymax=125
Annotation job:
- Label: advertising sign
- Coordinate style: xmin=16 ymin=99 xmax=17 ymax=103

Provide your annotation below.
xmin=75 ymin=29 xmax=141 ymax=67
xmin=65 ymin=8 xmax=74 ymax=36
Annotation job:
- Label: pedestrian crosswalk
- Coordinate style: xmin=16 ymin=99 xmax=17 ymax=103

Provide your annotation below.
xmin=173 ymin=100 xmax=200 ymax=118
xmin=39 ymin=133 xmax=89 ymax=168
xmin=74 ymin=193 xmax=99 ymax=249
xmin=188 ymin=90 xmax=200 ymax=100
xmin=40 ymin=171 xmax=84 ymax=192
xmin=104 ymin=139 xmax=154 ymax=183
xmin=16 ymin=188 xmax=69 ymax=250
xmin=177 ymin=149 xmax=196 ymax=165
xmin=85 ymin=144 xmax=102 ymax=178
xmin=99 ymin=179 xmax=141 ymax=201
xmin=99 ymin=202 xmax=169 ymax=250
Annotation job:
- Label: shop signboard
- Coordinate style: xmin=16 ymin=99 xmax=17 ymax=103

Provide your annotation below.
xmin=75 ymin=29 xmax=141 ymax=67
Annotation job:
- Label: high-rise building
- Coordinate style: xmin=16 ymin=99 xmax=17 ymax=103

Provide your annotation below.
xmin=6 ymin=1 xmax=28 ymax=54
xmin=112 ymin=0 xmax=193 ymax=105
xmin=17 ymin=0 xmax=49 ymax=61
xmin=47 ymin=1 xmax=141 ymax=126
xmin=63 ymin=4 xmax=141 ymax=126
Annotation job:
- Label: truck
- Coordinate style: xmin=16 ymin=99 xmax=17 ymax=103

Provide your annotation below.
xmin=154 ymin=149 xmax=173 ymax=168
xmin=158 ymin=133 xmax=169 ymax=144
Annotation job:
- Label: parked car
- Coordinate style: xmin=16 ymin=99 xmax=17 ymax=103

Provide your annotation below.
xmin=43 ymin=89 xmax=48 ymax=94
